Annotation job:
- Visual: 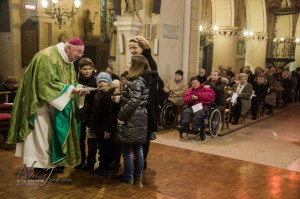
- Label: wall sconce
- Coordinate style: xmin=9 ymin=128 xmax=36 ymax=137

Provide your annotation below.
xmin=243 ymin=30 xmax=253 ymax=37
xmin=199 ymin=24 xmax=218 ymax=48
xmin=41 ymin=0 xmax=81 ymax=29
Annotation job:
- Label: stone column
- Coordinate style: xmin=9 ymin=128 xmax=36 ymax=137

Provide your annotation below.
xmin=245 ymin=34 xmax=268 ymax=71
xmin=290 ymin=44 xmax=300 ymax=71
xmin=212 ymin=30 xmax=238 ymax=71
xmin=114 ymin=14 xmax=142 ymax=73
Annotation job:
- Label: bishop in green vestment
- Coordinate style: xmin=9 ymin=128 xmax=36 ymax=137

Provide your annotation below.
xmin=6 ymin=38 xmax=85 ymax=169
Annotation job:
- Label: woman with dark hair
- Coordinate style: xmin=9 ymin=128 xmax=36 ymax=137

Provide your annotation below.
xmin=164 ymin=70 xmax=188 ymax=106
xmin=128 ymin=36 xmax=164 ymax=169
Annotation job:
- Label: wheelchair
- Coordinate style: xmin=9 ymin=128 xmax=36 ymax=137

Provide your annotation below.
xmin=178 ymin=104 xmax=222 ymax=141
xmin=159 ymin=100 xmax=178 ymax=129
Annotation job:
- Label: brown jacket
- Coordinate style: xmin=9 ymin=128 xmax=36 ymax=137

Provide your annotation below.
xmin=232 ymin=83 xmax=253 ymax=114
xmin=164 ymin=79 xmax=188 ymax=106
xmin=265 ymin=80 xmax=284 ymax=106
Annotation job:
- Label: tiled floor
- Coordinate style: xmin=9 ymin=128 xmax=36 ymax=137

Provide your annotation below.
xmin=0 ymin=103 xmax=299 ymax=198
xmin=154 ymin=103 xmax=300 ymax=172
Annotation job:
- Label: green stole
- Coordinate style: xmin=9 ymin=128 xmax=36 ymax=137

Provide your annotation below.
xmin=7 ymin=45 xmax=81 ymax=165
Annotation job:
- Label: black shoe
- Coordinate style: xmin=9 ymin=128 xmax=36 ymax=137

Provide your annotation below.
xmin=95 ymin=169 xmax=109 ymax=177
xmin=54 ymin=166 xmax=65 ymax=173
xmin=81 ymin=164 xmax=94 ymax=172
xmin=178 ymin=123 xmax=189 ymax=138
xmin=231 ymin=121 xmax=238 ymax=125
xmin=199 ymin=128 xmax=206 ymax=141
xmin=118 ymin=174 xmax=133 ymax=185
xmin=109 ymin=161 xmax=121 ymax=170
xmin=74 ymin=163 xmax=85 ymax=170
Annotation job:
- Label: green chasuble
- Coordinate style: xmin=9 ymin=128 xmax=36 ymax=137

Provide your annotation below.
xmin=6 ymin=45 xmax=81 ymax=166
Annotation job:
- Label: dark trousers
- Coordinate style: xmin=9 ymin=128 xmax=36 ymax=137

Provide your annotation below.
xmin=265 ymin=104 xmax=274 ymax=114
xmin=251 ymin=97 xmax=263 ymax=119
xmin=79 ymin=122 xmax=87 ymax=165
xmin=96 ymin=131 xmax=115 ymax=171
xmin=143 ymin=139 xmax=150 ymax=161
xmin=181 ymin=107 xmax=205 ymax=132
xmin=86 ymin=138 xmax=97 ymax=168
xmin=232 ymin=98 xmax=242 ymax=123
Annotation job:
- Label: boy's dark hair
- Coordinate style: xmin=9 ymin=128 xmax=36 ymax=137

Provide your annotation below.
xmin=79 ymin=58 xmax=95 ymax=68
xmin=121 ymin=71 xmax=129 ymax=77
xmin=175 ymin=70 xmax=183 ymax=76
xmin=257 ymin=74 xmax=265 ymax=79
xmin=296 ymin=67 xmax=300 ymax=72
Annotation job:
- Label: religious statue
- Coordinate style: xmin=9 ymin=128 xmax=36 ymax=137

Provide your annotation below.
xmin=58 ymin=31 xmax=69 ymax=43
xmin=124 ymin=0 xmax=136 ymax=14
xmin=84 ymin=9 xmax=94 ymax=40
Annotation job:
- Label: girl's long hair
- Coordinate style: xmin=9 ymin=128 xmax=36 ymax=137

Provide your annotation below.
xmin=127 ymin=55 xmax=150 ymax=79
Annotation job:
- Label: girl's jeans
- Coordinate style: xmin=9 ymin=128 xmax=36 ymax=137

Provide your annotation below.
xmin=122 ymin=144 xmax=144 ymax=181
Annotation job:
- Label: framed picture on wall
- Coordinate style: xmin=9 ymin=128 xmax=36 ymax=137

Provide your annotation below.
xmin=0 ymin=0 xmax=10 ymax=32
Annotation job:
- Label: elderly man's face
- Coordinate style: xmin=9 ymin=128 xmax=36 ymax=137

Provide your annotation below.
xmin=66 ymin=45 xmax=84 ymax=62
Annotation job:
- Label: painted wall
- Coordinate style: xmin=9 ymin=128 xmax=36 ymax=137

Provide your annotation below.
xmin=0 ymin=0 xmax=101 ymax=83
xmin=158 ymin=0 xmax=184 ymax=83
xmin=0 ymin=0 xmax=25 ymax=83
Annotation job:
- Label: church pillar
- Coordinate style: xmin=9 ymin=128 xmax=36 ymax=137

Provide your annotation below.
xmin=212 ymin=29 xmax=238 ymax=71
xmin=290 ymin=44 xmax=300 ymax=71
xmin=114 ymin=14 xmax=142 ymax=73
xmin=245 ymin=34 xmax=268 ymax=71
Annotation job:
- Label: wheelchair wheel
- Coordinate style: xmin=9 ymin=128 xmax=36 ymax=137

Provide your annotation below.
xmin=160 ymin=102 xmax=178 ymax=129
xmin=208 ymin=109 xmax=221 ymax=137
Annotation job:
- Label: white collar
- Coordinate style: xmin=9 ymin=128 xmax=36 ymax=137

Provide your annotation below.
xmin=56 ymin=42 xmax=72 ymax=64
xmin=236 ymin=83 xmax=246 ymax=93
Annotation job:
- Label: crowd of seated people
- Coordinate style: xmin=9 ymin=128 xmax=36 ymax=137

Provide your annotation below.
xmin=172 ymin=64 xmax=299 ymax=131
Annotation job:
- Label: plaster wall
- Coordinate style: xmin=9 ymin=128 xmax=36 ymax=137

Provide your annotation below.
xmin=290 ymin=18 xmax=300 ymax=70
xmin=245 ymin=40 xmax=267 ymax=69
xmin=212 ymin=37 xmax=237 ymax=69
xmin=277 ymin=15 xmax=292 ymax=37
xmin=0 ymin=0 xmax=100 ymax=83
xmin=246 ymin=0 xmax=265 ymax=32
xmin=0 ymin=0 xmax=25 ymax=83
xmin=212 ymin=0 xmax=232 ymax=26
xmin=158 ymin=0 xmax=184 ymax=83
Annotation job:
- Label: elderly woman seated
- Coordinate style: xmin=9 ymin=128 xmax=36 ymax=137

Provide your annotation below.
xmin=231 ymin=73 xmax=253 ymax=125
xmin=204 ymin=69 xmax=228 ymax=112
xmin=251 ymin=74 xmax=268 ymax=120
xmin=196 ymin=69 xmax=207 ymax=84
xmin=0 ymin=76 xmax=18 ymax=104
xmin=177 ymin=77 xmax=215 ymax=138
xmin=280 ymin=71 xmax=293 ymax=106
xmin=164 ymin=70 xmax=188 ymax=106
